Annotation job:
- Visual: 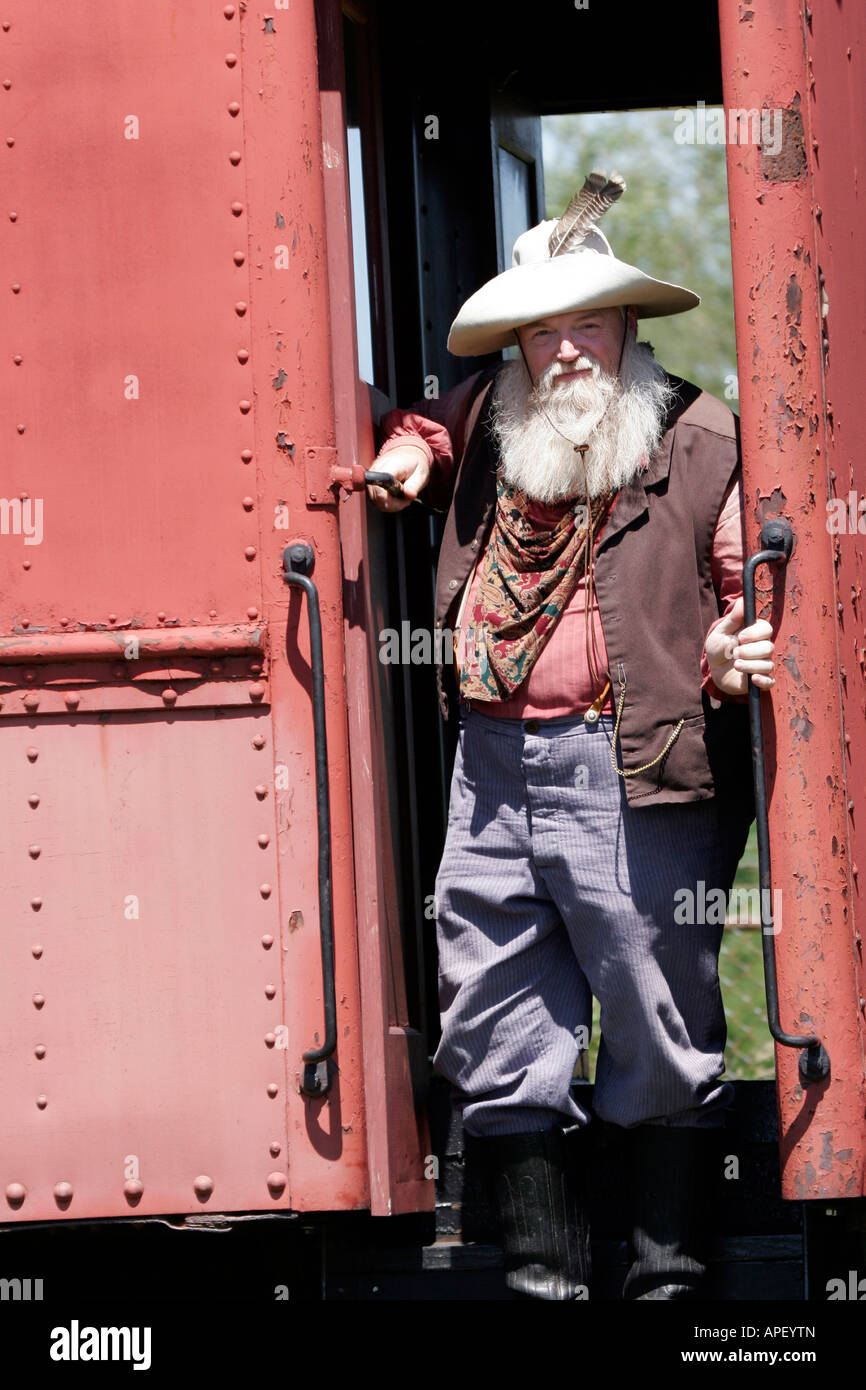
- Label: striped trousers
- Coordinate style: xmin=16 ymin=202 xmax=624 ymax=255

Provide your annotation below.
xmin=433 ymin=706 xmax=750 ymax=1138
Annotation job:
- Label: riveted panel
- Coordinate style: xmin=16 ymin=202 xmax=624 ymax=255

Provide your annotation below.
xmin=0 ymin=2 xmax=262 ymax=627
xmin=0 ymin=711 xmax=292 ymax=1222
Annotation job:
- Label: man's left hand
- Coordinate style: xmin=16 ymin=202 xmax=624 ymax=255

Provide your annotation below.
xmin=704 ymin=596 xmax=776 ymax=697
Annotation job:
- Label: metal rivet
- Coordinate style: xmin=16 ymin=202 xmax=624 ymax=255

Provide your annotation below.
xmin=249 ymin=682 xmax=265 ymax=702
xmin=32 ymin=944 xmax=42 ymax=958
xmin=266 ymin=1172 xmax=287 ymax=1198
xmin=5 ymin=1183 xmax=26 ymax=1209
xmin=2 ymin=80 xmax=11 ymax=90
xmin=11 ymin=281 xmax=20 ymax=292
xmin=231 ymin=201 xmax=244 ymax=216
xmin=24 ymin=668 xmax=34 ymax=681
xmin=250 ymin=662 xmax=262 ymax=676
xmin=264 ymin=1033 xmax=276 ymax=1047
xmin=31 ymin=897 xmax=42 ymax=910
xmin=261 ymin=934 xmax=274 ymax=949
xmin=33 ymin=993 xmax=45 ymax=1008
xmin=9 ymin=210 xmax=16 ymax=220
xmin=21 ymin=560 xmax=29 ymax=570
xmin=237 ymin=348 xmax=249 ymax=363
xmin=240 ymin=448 xmax=253 ymax=462
xmin=235 ymin=301 xmax=247 ymax=315
xmin=5 ymin=137 xmax=13 ymax=147
xmin=16 ymin=422 xmax=24 ymax=432
xmin=269 ymin=1142 xmax=281 ymax=1158
xmin=229 ymin=150 xmax=242 ymax=165
xmin=255 ymin=784 xmax=268 ymax=799
xmin=253 ymin=735 xmax=266 ymax=751
xmin=20 ymin=617 xmax=29 ymax=627
xmin=264 ymin=984 xmax=276 ymax=999
xmin=54 ymin=1182 xmax=73 ymax=1208
xmin=225 ymin=53 xmax=238 ymax=66
xmin=157 ymin=611 xmax=166 ymax=622
xmin=448 ymin=579 xmax=458 ymax=589
xmin=13 ymin=353 xmax=22 ymax=363
xmin=34 ymin=1044 xmax=46 ymax=1059
xmin=260 ymin=883 xmax=272 ymax=898
xmin=28 ymin=844 xmax=40 ymax=858
xmin=23 ymin=693 xmax=38 ymax=710
xmin=239 ymin=399 xmax=251 ymax=413
xmin=228 ymin=101 xmax=240 ymax=116
xmin=35 ymin=1094 xmax=47 ymax=1110
xmin=266 ymin=1083 xmax=278 ymax=1098
xmin=233 ymin=250 xmax=245 ymax=265
xmin=65 ymin=693 xmax=79 ymax=710
xmin=244 ymin=546 xmax=256 ymax=560
xmin=26 ymin=746 xmax=38 ymax=760
xmin=162 ymin=688 xmax=178 ymax=705
xmin=257 ymin=833 xmax=269 ymax=847
xmin=224 ymin=4 xmax=236 ymax=17
xmin=210 ymin=661 xmax=223 ymax=674
xmin=123 ymin=1179 xmax=144 ymax=1205
xmin=193 ymin=1175 xmax=213 ymax=1201
xmin=247 ymin=607 xmax=259 ymax=619
xmin=28 ymin=793 xmax=39 ymax=807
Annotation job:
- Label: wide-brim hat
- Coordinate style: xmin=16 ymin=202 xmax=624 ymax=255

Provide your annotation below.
xmin=447 ymin=171 xmax=700 ymax=357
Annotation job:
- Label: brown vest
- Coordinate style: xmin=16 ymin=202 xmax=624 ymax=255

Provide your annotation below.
xmin=433 ymin=366 xmax=754 ymax=817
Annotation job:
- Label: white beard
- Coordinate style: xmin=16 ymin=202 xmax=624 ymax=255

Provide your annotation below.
xmin=490 ymin=337 xmax=676 ymax=504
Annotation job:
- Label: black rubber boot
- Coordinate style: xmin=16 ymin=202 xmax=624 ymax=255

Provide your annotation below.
xmin=622 ymin=1123 xmax=719 ymax=1301
xmin=469 ymin=1125 xmax=592 ymax=1300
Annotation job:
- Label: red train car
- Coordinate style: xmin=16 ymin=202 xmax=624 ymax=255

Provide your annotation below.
xmin=0 ymin=0 xmax=863 ymax=1314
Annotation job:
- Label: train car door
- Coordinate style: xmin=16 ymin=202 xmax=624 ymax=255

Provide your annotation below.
xmin=0 ymin=0 xmax=430 ymax=1227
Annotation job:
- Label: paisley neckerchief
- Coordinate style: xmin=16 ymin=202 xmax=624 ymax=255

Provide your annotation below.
xmin=459 ymin=476 xmax=616 ymax=702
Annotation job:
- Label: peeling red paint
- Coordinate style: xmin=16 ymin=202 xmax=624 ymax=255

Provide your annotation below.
xmin=720 ymin=0 xmax=866 ymax=1202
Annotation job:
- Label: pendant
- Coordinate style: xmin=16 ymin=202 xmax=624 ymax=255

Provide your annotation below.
xmin=583 ymin=677 xmax=612 ymax=724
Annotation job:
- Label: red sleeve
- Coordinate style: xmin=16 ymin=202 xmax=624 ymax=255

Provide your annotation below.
xmin=376 ymin=371 xmax=485 ymax=510
xmin=701 ymin=473 xmax=750 ymax=704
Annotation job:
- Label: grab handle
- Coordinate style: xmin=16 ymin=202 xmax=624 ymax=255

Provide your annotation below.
xmin=282 ymin=542 xmax=337 ymax=1097
xmin=743 ymin=519 xmax=829 ymax=1085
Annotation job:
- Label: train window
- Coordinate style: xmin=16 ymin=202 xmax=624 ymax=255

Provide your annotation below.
xmin=346 ymin=124 xmax=375 ymax=383
xmin=342 ymin=7 xmax=395 ymax=396
xmin=496 ymin=146 xmax=534 ymax=271
xmin=490 ymin=98 xmax=545 ymax=362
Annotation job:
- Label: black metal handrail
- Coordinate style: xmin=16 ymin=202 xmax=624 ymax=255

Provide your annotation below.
xmin=282 ymin=542 xmax=337 ymax=1098
xmin=743 ymin=519 xmax=829 ymax=1085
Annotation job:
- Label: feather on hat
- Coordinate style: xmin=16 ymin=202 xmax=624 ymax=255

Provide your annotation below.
xmin=447 ymin=169 xmax=699 ymax=357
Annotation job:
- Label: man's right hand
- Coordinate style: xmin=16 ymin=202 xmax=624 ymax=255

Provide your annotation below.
xmin=366 ymin=445 xmax=431 ymax=512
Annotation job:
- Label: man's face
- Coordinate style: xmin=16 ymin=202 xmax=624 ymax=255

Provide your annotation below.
xmin=517 ymin=306 xmax=631 ymax=385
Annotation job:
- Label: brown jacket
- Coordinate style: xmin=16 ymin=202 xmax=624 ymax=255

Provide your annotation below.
xmin=388 ymin=365 xmax=754 ymax=817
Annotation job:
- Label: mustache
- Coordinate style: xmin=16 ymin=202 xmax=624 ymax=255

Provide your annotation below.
xmin=539 ymin=356 xmax=600 ymax=383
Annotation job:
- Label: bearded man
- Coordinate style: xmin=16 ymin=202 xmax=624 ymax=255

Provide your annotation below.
xmin=368 ymin=173 xmax=776 ymax=1301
